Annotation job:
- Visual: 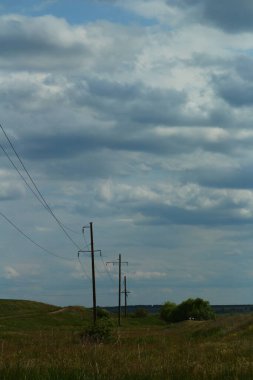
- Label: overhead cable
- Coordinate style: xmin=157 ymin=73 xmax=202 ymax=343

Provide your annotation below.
xmin=0 ymin=210 xmax=75 ymax=261
xmin=100 ymin=253 xmax=117 ymax=285
xmin=0 ymin=123 xmax=81 ymax=250
xmin=78 ymin=253 xmax=92 ymax=281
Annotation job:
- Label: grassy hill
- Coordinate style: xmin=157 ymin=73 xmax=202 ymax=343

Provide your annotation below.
xmin=0 ymin=299 xmax=93 ymax=331
xmin=0 ymin=299 xmax=58 ymax=316
xmin=0 ymin=299 xmax=252 ymax=379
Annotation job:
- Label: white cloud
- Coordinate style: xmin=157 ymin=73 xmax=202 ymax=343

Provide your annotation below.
xmin=4 ymin=266 xmax=19 ymax=279
xmin=0 ymin=2 xmax=253 ymax=307
xmin=97 ymin=181 xmax=159 ymax=204
xmin=0 ymin=173 xmax=25 ymax=201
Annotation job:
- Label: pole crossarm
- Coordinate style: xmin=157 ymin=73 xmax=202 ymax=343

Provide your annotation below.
xmin=121 ymin=290 xmax=131 ymax=295
xmin=122 ymin=275 xmax=130 ymax=318
xmin=78 ymin=249 xmax=101 ymax=256
xmin=106 ymin=260 xmax=128 ymax=266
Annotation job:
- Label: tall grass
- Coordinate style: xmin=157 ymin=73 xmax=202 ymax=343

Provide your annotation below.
xmin=0 ymin=301 xmax=252 ymax=379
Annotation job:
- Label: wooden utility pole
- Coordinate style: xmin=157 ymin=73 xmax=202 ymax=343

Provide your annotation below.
xmin=122 ymin=275 xmax=130 ymax=318
xmin=78 ymin=222 xmax=101 ymax=325
xmin=118 ymin=254 xmax=122 ymax=325
xmin=89 ymin=222 xmax=97 ymax=325
xmin=107 ymin=254 xmax=128 ymax=326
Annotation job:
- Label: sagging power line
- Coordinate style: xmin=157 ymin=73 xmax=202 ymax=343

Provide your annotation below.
xmin=0 ymin=123 xmax=81 ymax=251
xmin=0 ymin=124 xmax=132 ymax=311
xmin=100 ymin=253 xmax=116 ymax=285
xmin=0 ymin=210 xmax=74 ymax=261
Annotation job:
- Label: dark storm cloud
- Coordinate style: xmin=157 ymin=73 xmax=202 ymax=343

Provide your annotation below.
xmin=188 ymin=165 xmax=253 ymax=190
xmin=69 ymin=76 xmax=229 ymax=129
xmin=69 ymin=77 xmax=190 ymax=127
xmin=41 ymin=154 xmax=119 ymax=180
xmin=235 ymin=56 xmax=253 ymax=82
xmin=138 ymin=201 xmax=253 ymax=226
xmin=20 ymin=129 xmax=196 ymax=161
xmin=19 ymin=122 xmax=241 ymax=168
xmin=209 ymin=55 xmax=253 ymax=108
xmin=170 ymin=0 xmax=253 ymax=33
xmin=213 ymin=74 xmax=253 ymax=108
xmin=0 ymin=15 xmax=90 ymax=71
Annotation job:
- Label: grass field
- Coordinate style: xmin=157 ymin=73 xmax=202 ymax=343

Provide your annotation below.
xmin=0 ymin=300 xmax=252 ymax=379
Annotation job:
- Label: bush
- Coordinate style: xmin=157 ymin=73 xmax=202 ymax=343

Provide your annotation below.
xmin=96 ymin=307 xmax=111 ymax=319
xmin=133 ymin=308 xmax=148 ymax=318
xmin=160 ymin=298 xmax=215 ymax=323
xmin=169 ymin=298 xmax=215 ymax=323
xmin=160 ymin=301 xmax=177 ymax=322
xmin=81 ymin=318 xmax=114 ymax=343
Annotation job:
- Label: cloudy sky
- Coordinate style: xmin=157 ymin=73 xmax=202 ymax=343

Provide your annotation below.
xmin=1 ymin=0 xmax=253 ymax=308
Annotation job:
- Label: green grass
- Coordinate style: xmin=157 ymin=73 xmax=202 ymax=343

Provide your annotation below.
xmin=0 ymin=299 xmax=58 ymax=316
xmin=0 ymin=300 xmax=253 ymax=379
xmin=0 ymin=300 xmax=92 ymax=332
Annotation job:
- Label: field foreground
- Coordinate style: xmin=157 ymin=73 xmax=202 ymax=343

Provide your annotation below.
xmin=0 ymin=300 xmax=252 ymax=379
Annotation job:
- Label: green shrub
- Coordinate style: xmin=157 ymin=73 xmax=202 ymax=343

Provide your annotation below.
xmin=81 ymin=318 xmax=114 ymax=343
xmin=160 ymin=301 xmax=177 ymax=322
xmin=169 ymin=298 xmax=215 ymax=323
xmin=133 ymin=308 xmax=148 ymax=318
xmin=96 ymin=307 xmax=111 ymax=319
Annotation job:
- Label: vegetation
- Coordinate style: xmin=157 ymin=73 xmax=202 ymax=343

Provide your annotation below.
xmin=133 ymin=307 xmax=149 ymax=318
xmin=96 ymin=307 xmax=111 ymax=319
xmin=160 ymin=298 xmax=215 ymax=323
xmin=0 ymin=299 xmax=252 ymax=379
xmin=160 ymin=301 xmax=176 ymax=322
xmin=81 ymin=318 xmax=114 ymax=343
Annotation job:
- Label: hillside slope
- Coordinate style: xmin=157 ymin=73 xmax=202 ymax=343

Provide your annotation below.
xmin=0 ymin=299 xmax=92 ymax=330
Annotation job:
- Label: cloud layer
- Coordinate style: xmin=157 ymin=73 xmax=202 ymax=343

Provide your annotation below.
xmin=0 ymin=1 xmax=253 ymax=306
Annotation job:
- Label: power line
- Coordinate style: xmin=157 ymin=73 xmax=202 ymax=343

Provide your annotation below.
xmin=100 ymin=253 xmax=116 ymax=285
xmin=0 ymin=210 xmax=75 ymax=261
xmin=0 ymin=142 xmax=55 ymax=215
xmin=0 ymin=124 xmax=95 ymax=291
xmin=78 ymin=229 xmax=115 ymax=285
xmin=82 ymin=229 xmax=114 ymax=283
xmin=82 ymin=227 xmax=91 ymax=250
xmin=0 ymin=123 xmax=81 ymax=250
xmin=77 ymin=254 xmax=92 ymax=282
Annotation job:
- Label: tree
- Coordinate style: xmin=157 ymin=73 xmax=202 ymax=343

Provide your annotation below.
xmin=161 ymin=298 xmax=215 ymax=323
xmin=160 ymin=301 xmax=177 ymax=322
xmin=169 ymin=298 xmax=215 ymax=323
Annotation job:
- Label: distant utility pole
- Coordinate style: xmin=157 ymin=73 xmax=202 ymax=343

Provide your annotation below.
xmin=107 ymin=254 xmax=128 ymax=326
xmin=122 ymin=275 xmax=130 ymax=318
xmin=78 ymin=222 xmax=101 ymax=325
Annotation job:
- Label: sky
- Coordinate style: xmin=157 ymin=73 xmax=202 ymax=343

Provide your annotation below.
xmin=1 ymin=0 xmax=253 ymax=308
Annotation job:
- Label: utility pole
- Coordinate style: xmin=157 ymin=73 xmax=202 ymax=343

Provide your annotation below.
xmin=122 ymin=275 xmax=130 ymax=318
xmin=78 ymin=222 xmax=101 ymax=325
xmin=107 ymin=254 xmax=128 ymax=326
xmin=90 ymin=222 xmax=96 ymax=325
